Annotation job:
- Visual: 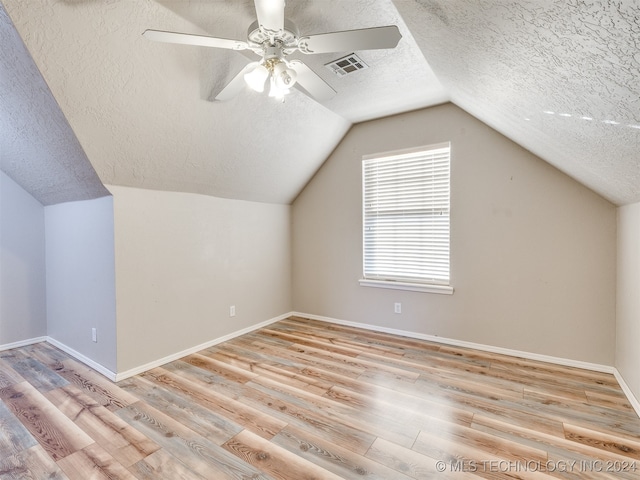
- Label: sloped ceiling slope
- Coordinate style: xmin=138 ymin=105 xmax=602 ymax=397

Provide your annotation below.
xmin=4 ymin=1 xmax=638 ymax=207
xmin=1 ymin=0 xmax=446 ymax=205
xmin=0 ymin=4 xmax=109 ymax=205
xmin=395 ymin=0 xmax=640 ymax=206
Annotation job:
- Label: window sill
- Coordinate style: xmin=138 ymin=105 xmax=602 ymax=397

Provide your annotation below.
xmin=358 ymin=279 xmax=454 ymax=295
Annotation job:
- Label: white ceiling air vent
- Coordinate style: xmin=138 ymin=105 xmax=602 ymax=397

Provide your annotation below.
xmin=325 ymin=53 xmax=369 ymax=77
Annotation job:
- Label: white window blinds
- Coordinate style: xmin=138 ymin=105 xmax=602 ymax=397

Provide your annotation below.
xmin=362 ymin=143 xmax=450 ymax=285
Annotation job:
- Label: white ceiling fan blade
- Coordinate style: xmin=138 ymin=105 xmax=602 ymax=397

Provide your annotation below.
xmin=254 ymin=0 xmax=285 ymax=34
xmin=143 ymin=29 xmax=248 ymax=51
xmin=289 ymin=60 xmax=336 ymax=102
xmin=215 ymin=63 xmax=258 ymax=101
xmin=298 ymin=25 xmax=401 ymax=54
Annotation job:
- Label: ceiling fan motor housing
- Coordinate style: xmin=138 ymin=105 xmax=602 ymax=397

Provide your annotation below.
xmin=247 ymin=19 xmax=299 ymax=54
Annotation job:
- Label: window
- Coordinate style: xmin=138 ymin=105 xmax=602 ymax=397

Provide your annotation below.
xmin=360 ymin=143 xmax=452 ymax=294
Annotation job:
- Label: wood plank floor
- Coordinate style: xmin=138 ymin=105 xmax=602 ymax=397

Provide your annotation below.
xmin=1 ymin=316 xmax=639 ymax=479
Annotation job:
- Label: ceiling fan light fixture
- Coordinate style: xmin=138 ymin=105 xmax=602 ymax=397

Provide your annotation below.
xmin=268 ymin=76 xmax=290 ymax=101
xmin=273 ymin=61 xmax=297 ymax=90
xmin=244 ymin=63 xmax=269 ymax=92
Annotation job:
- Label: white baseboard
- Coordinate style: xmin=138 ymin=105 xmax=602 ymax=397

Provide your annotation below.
xmin=613 ymin=369 xmax=640 ymax=419
xmin=7 ymin=313 xmax=639 ymax=420
xmin=293 ymin=312 xmax=640 ymax=419
xmin=292 ymin=312 xmax=615 ymax=374
xmin=46 ymin=337 xmax=118 ymax=382
xmin=113 ymin=312 xmax=292 ymax=382
xmin=0 ymin=336 xmax=47 ymax=352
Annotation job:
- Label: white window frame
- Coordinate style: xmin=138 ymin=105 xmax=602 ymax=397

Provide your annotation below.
xmin=359 ymin=143 xmax=453 ymax=295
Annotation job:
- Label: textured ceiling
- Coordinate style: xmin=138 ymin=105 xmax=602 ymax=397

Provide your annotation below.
xmin=0 ymin=4 xmax=109 ymax=205
xmin=2 ymin=0 xmax=639 ymax=207
xmin=395 ymin=0 xmax=640 ymax=205
xmin=1 ymin=0 xmax=446 ymax=205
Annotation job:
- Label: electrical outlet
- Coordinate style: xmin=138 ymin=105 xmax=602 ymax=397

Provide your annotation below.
xmin=92 ymin=328 xmax=97 ymax=343
xmin=230 ymin=305 xmax=236 ymax=317
xmin=394 ymin=303 xmax=402 ymax=314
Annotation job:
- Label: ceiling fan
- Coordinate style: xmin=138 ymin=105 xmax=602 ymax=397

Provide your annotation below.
xmin=143 ymin=0 xmax=402 ymax=102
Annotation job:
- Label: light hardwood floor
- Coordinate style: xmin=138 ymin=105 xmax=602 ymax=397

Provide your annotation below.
xmin=1 ymin=316 xmax=639 ymax=479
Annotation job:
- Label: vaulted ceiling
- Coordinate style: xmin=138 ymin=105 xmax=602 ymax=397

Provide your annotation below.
xmin=1 ymin=1 xmax=639 ymax=206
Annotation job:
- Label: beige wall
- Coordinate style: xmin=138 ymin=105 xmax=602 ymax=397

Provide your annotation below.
xmin=111 ymin=186 xmax=292 ymax=372
xmin=292 ymin=103 xmax=617 ymax=365
xmin=45 ymin=197 xmax=117 ymax=372
xmin=616 ymin=202 xmax=640 ymax=402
